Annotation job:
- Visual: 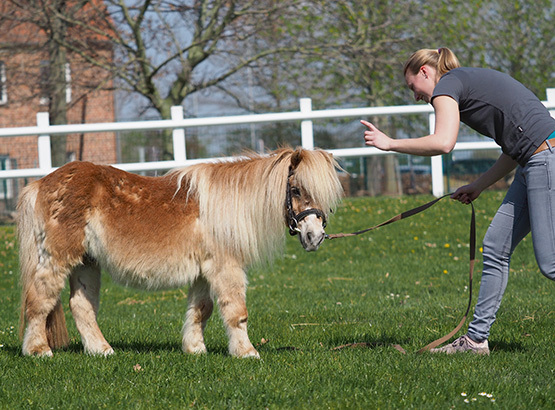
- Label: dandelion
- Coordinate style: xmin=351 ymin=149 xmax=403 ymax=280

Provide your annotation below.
xmin=443 ymin=269 xmax=448 ymax=274
xmin=413 ymin=236 xmax=418 ymax=240
xmin=444 ymin=243 xmax=450 ymax=248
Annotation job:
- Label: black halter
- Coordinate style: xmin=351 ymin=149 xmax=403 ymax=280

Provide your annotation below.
xmin=285 ymin=167 xmax=327 ymax=236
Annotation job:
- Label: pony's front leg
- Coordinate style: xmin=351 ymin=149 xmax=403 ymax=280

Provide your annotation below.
xmin=182 ymin=276 xmax=214 ymax=354
xmin=211 ymin=266 xmax=259 ymax=359
xmin=69 ymin=263 xmax=114 ymax=356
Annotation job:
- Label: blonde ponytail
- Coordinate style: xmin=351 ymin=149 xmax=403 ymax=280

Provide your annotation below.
xmin=403 ymin=47 xmax=461 ymax=77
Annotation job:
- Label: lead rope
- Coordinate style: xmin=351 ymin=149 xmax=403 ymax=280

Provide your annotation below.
xmin=326 ymin=194 xmax=476 ymax=354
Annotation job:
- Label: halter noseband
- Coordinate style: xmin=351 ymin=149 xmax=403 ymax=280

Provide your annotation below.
xmin=285 ymin=166 xmax=327 ymax=236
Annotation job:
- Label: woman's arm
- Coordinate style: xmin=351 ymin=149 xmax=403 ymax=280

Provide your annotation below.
xmin=451 ymin=153 xmax=518 ymax=203
xmin=362 ymin=96 xmax=460 ymax=156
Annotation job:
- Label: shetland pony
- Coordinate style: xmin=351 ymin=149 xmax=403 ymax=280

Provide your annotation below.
xmin=17 ymin=147 xmax=343 ymax=358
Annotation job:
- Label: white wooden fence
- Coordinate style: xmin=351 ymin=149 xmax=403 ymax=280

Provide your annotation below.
xmin=1 ymin=89 xmax=554 ymax=197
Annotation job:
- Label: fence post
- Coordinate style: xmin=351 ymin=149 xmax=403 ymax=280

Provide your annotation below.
xmin=429 ymin=112 xmax=445 ymax=197
xmin=36 ymin=112 xmax=52 ymax=170
xmin=171 ymin=106 xmax=187 ymax=164
xmin=300 ymin=98 xmax=314 ymax=149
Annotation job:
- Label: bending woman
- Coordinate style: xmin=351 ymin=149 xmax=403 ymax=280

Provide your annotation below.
xmin=362 ymin=47 xmax=555 ymax=354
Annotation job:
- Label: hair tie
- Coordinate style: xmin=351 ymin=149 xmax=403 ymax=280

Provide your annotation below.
xmin=437 ymin=48 xmax=442 ymax=55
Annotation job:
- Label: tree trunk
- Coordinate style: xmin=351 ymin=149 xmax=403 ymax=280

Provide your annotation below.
xmin=48 ymin=0 xmax=69 ymax=167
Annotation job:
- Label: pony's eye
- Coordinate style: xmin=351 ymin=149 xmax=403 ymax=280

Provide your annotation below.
xmin=291 ymin=187 xmax=301 ymax=197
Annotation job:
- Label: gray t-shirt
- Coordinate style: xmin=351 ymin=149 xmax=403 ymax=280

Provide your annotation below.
xmin=432 ymin=67 xmax=555 ymax=166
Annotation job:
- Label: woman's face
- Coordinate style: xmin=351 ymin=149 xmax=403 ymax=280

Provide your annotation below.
xmin=405 ymin=65 xmax=437 ymax=103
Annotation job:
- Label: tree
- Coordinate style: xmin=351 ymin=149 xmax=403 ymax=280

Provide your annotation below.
xmin=479 ymin=0 xmax=554 ymax=99
xmin=221 ymin=0 xmax=423 ymax=193
xmin=286 ymin=1 xmax=420 ymax=195
xmin=49 ymin=1 xmax=300 ymax=118
xmin=41 ymin=0 xmax=306 ymax=158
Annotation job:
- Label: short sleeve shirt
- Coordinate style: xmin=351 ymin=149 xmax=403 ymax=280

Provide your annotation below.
xmin=432 ymin=67 xmax=555 ymax=166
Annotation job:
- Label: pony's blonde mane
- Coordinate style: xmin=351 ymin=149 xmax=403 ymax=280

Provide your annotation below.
xmin=168 ymin=148 xmax=342 ymax=266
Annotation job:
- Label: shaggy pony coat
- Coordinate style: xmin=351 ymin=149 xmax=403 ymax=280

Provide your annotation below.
xmin=17 ymin=147 xmax=343 ymax=358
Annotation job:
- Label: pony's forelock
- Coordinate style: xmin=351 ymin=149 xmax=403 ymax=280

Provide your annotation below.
xmin=293 ymin=149 xmax=343 ymax=213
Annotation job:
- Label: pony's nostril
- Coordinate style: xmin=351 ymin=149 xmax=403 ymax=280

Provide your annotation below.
xmin=306 ymin=231 xmax=313 ymax=242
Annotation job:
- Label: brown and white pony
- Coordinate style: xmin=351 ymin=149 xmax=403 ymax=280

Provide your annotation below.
xmin=17 ymin=147 xmax=343 ymax=358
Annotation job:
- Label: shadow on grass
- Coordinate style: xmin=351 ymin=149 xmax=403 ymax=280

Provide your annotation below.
xmin=2 ymin=337 xmax=527 ymax=357
xmin=1 ymin=344 xmax=22 ymax=356
xmin=489 ymin=340 xmax=526 ymax=353
xmin=254 ymin=334 xmax=413 ymax=355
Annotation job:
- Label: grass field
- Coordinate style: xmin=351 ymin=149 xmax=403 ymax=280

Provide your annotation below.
xmin=0 ymin=191 xmax=553 ymax=409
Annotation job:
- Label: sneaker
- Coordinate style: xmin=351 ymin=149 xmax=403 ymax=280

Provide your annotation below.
xmin=430 ymin=334 xmax=490 ymax=355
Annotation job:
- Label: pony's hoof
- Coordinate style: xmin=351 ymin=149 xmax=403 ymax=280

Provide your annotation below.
xmin=86 ymin=346 xmax=114 ymax=357
xmin=184 ymin=344 xmax=207 ymax=355
xmin=23 ymin=345 xmax=53 ymax=357
xmin=238 ymin=349 xmax=260 ymax=359
xmin=38 ymin=350 xmax=54 ymax=358
xmin=102 ymin=347 xmax=115 ymax=356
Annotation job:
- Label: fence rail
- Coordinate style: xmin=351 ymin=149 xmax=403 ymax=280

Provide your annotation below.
xmin=1 ymin=89 xmax=554 ymax=197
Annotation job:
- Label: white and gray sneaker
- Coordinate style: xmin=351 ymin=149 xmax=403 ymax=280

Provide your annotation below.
xmin=430 ymin=334 xmax=490 ymax=355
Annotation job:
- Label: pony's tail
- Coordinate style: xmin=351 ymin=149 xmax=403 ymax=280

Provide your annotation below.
xmin=17 ymin=183 xmax=69 ymax=349
xmin=45 ymin=300 xmax=69 ymax=349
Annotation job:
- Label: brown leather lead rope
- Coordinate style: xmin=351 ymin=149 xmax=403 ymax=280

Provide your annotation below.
xmin=326 ymin=194 xmax=476 ymax=354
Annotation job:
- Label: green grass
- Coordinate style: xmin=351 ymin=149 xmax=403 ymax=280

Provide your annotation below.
xmin=1 ymin=191 xmax=553 ymax=409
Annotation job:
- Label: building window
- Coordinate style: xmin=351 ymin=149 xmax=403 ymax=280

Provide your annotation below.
xmin=40 ymin=61 xmax=72 ymax=105
xmin=0 ymin=62 xmax=7 ymax=105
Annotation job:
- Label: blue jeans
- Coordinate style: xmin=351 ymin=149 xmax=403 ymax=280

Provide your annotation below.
xmin=467 ymin=145 xmax=555 ymax=342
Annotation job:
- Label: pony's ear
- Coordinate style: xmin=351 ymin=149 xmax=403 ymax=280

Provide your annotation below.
xmin=290 ymin=148 xmax=304 ymax=171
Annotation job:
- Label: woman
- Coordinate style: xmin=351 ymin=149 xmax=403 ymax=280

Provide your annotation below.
xmin=362 ymin=47 xmax=555 ymax=354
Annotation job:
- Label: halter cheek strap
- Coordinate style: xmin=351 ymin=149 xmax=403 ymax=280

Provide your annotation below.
xmin=285 ymin=166 xmax=327 ymax=236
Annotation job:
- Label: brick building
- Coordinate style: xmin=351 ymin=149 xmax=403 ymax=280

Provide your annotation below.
xmin=0 ymin=1 xmax=117 ymax=172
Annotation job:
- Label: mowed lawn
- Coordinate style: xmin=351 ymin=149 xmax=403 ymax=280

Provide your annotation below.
xmin=0 ymin=191 xmax=553 ymax=409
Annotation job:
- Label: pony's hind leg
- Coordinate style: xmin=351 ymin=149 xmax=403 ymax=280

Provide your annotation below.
xmin=69 ymin=259 xmax=114 ymax=356
xmin=209 ymin=265 xmax=259 ymax=359
xmin=21 ymin=267 xmax=69 ymax=357
xmin=182 ymin=276 xmax=214 ymax=354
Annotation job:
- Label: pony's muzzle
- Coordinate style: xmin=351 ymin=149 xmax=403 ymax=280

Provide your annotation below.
xmin=297 ymin=214 xmax=326 ymax=251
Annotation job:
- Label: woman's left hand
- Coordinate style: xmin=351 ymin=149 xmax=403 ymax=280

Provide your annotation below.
xmin=451 ymin=183 xmax=482 ymax=204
